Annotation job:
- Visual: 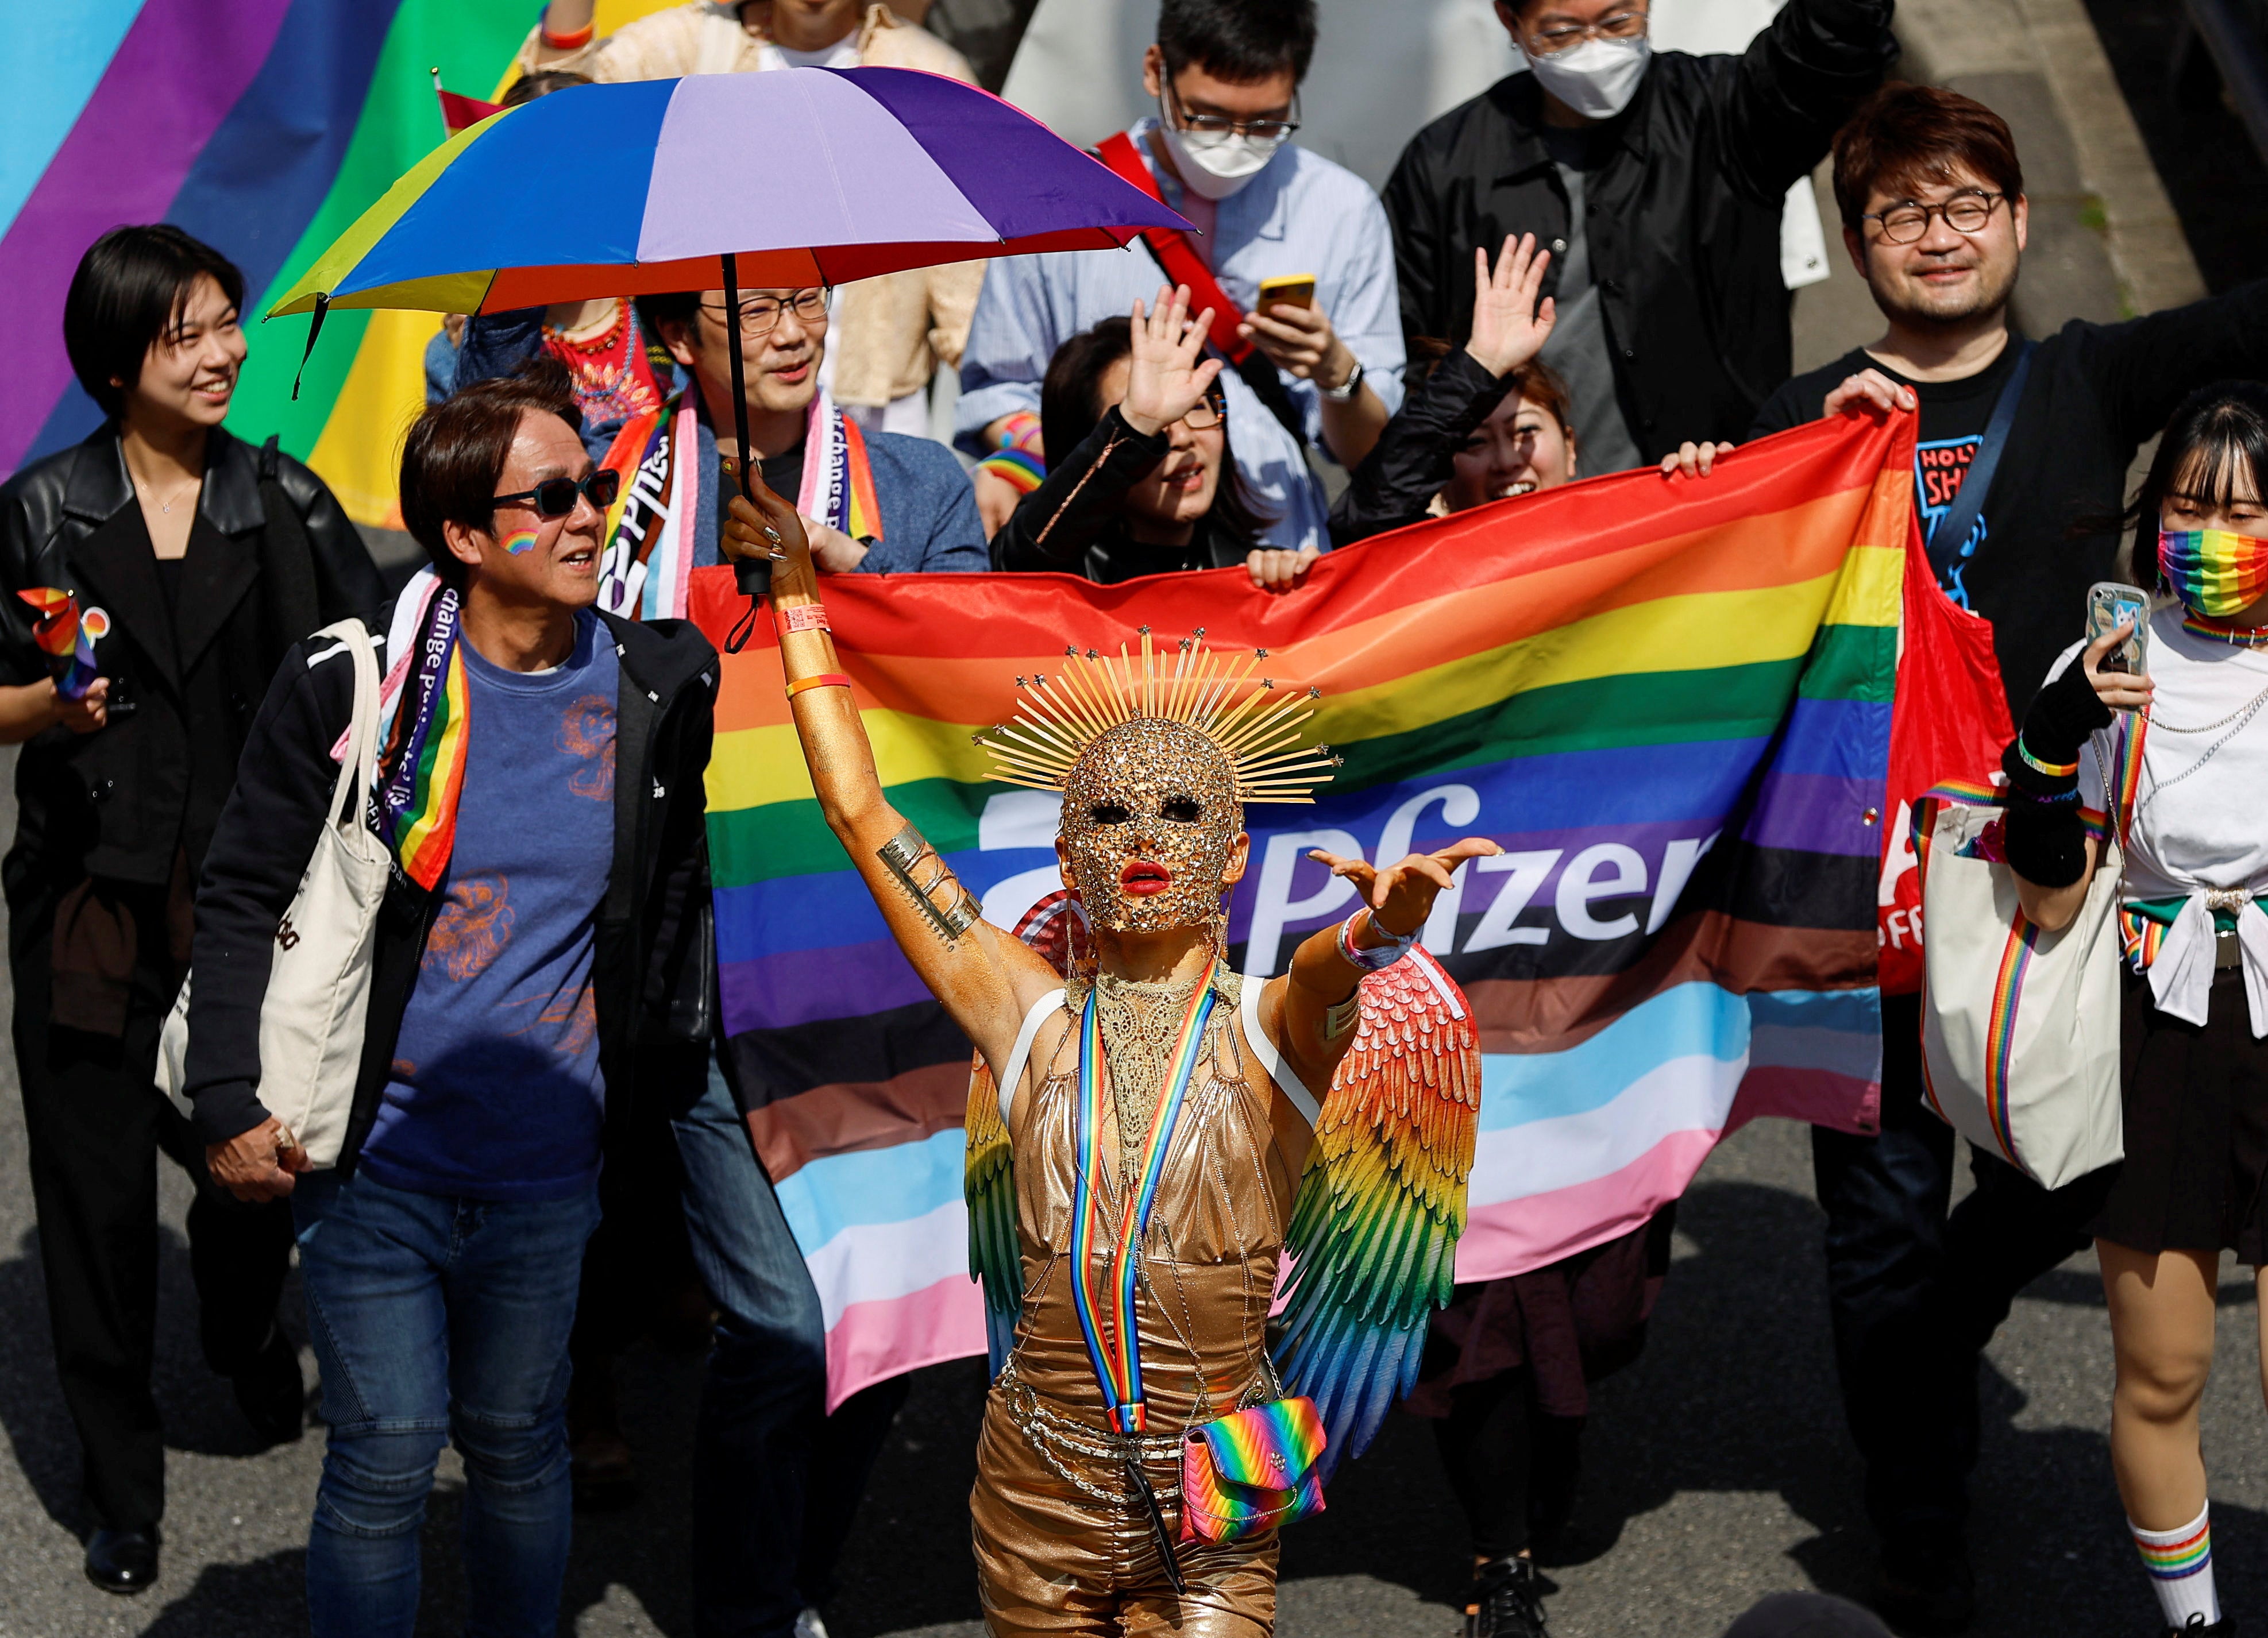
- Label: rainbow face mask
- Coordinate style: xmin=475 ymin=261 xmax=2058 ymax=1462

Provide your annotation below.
xmin=2159 ymin=528 xmax=2268 ymax=618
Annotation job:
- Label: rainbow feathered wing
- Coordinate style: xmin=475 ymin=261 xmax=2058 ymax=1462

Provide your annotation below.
xmin=1274 ymin=948 xmax=1480 ymax=1479
xmin=965 ymin=929 xmax=1482 ymax=1473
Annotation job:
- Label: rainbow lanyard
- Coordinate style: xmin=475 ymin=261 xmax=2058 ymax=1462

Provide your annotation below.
xmin=1069 ymin=971 xmax=1217 ymax=1436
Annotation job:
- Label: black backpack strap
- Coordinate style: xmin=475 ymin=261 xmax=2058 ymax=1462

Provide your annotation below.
xmin=255 ymin=436 xmax=323 ymax=658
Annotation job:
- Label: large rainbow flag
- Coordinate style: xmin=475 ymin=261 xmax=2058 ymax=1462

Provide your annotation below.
xmin=690 ymin=408 xmax=1916 ymax=1409
xmin=0 ymin=0 xmax=674 ymax=523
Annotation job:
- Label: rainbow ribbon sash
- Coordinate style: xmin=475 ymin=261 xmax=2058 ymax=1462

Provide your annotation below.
xmin=1070 ymin=972 xmax=1217 ymax=1437
xmin=375 ymin=578 xmax=470 ymax=891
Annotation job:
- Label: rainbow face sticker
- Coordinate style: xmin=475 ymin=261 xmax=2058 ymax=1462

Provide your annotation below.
xmin=503 ymin=529 xmax=541 ymax=557
xmin=80 ymin=607 xmax=110 ymax=641
xmin=2159 ymin=528 xmax=2268 ymax=618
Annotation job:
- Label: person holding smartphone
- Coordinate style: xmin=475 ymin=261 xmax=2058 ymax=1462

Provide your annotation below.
xmin=1999 ymin=382 xmax=2268 ymax=1638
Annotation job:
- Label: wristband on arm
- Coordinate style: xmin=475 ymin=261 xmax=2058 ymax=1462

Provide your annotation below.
xmin=2003 ymin=660 xmax=2112 ymax=800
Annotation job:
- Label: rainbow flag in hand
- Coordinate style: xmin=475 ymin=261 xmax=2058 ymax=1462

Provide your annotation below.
xmin=689 ymin=410 xmax=1916 ymax=1408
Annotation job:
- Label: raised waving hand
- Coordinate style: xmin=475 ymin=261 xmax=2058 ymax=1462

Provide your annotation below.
xmin=1464 ymin=233 xmax=1557 ymax=380
xmin=1118 ymin=283 xmax=1225 ymax=437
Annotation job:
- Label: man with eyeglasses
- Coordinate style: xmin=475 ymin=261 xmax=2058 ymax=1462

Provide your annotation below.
xmin=1744 ymin=84 xmax=2268 ymax=1636
xmin=1384 ymin=0 xmax=1893 ymax=473
xmin=957 ymin=0 xmax=1406 ymax=558
xmin=637 ymin=284 xmax=986 ymax=582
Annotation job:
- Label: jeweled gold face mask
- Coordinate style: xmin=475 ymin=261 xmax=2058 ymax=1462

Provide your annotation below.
xmin=1060 ymin=720 xmax=1242 ymax=932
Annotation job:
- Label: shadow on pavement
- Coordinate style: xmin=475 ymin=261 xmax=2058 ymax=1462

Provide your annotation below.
xmin=0 ymin=1221 xmax=309 ymax=1537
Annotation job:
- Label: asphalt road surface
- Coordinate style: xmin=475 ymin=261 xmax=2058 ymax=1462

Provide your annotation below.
xmin=6 ymin=815 xmax=2268 ymax=1638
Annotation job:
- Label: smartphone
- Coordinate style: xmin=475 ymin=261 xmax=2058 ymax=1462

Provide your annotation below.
xmin=1257 ymin=273 xmax=1316 ymax=312
xmin=2086 ymin=581 xmax=2151 ymax=677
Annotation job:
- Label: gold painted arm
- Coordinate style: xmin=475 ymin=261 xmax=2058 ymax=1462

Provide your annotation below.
xmin=724 ymin=487 xmax=1060 ymax=1075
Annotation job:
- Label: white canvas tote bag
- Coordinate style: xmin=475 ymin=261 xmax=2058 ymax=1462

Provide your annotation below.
xmin=1912 ymin=758 xmax=2128 ymax=1191
xmin=156 ymin=619 xmax=389 ymax=1167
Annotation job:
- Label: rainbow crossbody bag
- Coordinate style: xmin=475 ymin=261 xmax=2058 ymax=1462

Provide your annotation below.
xmin=1177 ymin=1394 xmax=1328 ymax=1545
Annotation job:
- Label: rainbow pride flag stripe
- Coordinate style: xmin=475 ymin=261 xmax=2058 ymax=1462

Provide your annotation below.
xmin=0 ymin=0 xmax=678 ymax=523
xmin=690 ymin=411 xmax=1913 ymax=1408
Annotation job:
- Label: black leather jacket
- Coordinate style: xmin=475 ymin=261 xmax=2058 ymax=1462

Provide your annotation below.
xmin=0 ymin=427 xmax=383 ymax=909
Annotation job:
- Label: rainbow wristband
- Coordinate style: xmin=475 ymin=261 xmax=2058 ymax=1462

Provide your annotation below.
xmin=2015 ymin=735 xmax=2080 ymax=781
xmin=995 ymin=410 xmax=1043 ymax=454
xmin=1337 ymin=910 xmax=1417 ymax=971
xmin=785 ymin=673 xmax=852 ymax=699
xmin=975 ymin=449 xmax=1045 ymax=494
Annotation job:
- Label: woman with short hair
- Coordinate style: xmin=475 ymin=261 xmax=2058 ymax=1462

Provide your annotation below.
xmin=0 ymin=223 xmax=381 ymax=1595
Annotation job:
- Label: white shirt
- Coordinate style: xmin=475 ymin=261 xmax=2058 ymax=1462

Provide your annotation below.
xmin=2062 ymin=606 xmax=2268 ymax=1034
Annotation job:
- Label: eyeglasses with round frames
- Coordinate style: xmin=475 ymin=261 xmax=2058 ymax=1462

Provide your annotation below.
xmin=1165 ymin=81 xmax=1299 ymax=142
xmin=1864 ymin=190 xmax=2007 ymax=245
xmin=1525 ymin=6 xmax=1648 ymax=55
xmin=490 ymin=468 xmax=621 ymax=520
xmin=699 ymin=287 xmax=830 ymax=338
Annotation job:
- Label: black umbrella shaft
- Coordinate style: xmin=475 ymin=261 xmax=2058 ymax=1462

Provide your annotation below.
xmin=722 ymin=250 xmax=772 ymax=598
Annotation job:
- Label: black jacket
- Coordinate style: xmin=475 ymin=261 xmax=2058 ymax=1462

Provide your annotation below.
xmin=182 ymin=609 xmax=718 ymax=1162
xmin=1382 ymin=0 xmax=1895 ymax=460
xmin=991 ymin=408 xmax=1255 ymax=582
xmin=1329 ymin=350 xmax=1517 ymax=546
xmin=0 ymin=427 xmax=383 ymax=908
xmin=1752 ymin=283 xmax=2268 ymax=717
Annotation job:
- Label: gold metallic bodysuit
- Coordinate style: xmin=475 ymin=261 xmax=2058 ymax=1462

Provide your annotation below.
xmin=973 ymin=972 xmax=1300 ymax=1637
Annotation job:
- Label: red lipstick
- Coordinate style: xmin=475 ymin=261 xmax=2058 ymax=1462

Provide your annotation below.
xmin=1120 ymin=861 xmax=1171 ymax=896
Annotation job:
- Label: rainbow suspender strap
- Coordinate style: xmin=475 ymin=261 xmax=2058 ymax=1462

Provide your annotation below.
xmin=1070 ymin=972 xmax=1217 ymax=1438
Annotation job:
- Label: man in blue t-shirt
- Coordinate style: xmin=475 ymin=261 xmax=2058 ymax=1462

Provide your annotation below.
xmin=358 ymin=615 xmax=621 ymax=1201
xmin=187 ymin=365 xmax=717 ymax=1636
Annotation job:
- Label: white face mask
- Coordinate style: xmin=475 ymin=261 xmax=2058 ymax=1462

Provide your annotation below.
xmin=1155 ymin=91 xmax=1289 ymax=200
xmin=1520 ymin=33 xmax=1650 ymax=122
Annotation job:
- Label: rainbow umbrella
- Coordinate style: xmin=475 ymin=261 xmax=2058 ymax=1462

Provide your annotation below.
xmin=268 ymin=65 xmax=1186 ymax=378
xmin=268 ymin=65 xmax=1186 ymax=583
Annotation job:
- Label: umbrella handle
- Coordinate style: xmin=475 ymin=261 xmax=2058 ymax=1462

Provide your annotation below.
xmin=722 ymin=251 xmax=774 ymax=603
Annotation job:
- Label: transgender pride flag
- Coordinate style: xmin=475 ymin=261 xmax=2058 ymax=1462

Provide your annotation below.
xmin=691 ymin=408 xmax=1918 ymax=1408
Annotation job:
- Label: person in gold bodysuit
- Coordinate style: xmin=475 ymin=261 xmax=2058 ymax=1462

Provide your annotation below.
xmin=724 ymin=289 xmax=1492 ymax=1637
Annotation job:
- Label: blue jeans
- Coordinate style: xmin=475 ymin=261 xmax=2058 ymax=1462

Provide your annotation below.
xmin=670 ymin=1053 xmax=909 ymax=1638
xmin=292 ymin=1168 xmax=600 ymax=1638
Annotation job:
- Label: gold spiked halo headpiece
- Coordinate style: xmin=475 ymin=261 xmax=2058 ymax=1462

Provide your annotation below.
xmin=976 ymin=628 xmax=1340 ymax=803
xmin=977 ymin=631 xmax=1340 ymax=933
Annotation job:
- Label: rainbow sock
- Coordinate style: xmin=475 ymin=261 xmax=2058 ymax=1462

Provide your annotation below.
xmin=2131 ymin=1504 xmax=2220 ymax=1629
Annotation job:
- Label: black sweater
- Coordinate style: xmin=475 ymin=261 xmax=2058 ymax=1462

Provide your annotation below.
xmin=1329 ymin=349 xmax=1517 ymax=546
xmin=1751 ymin=282 xmax=2268 ymax=715
xmin=182 ymin=610 xmax=718 ymax=1160
xmin=990 ymin=408 xmax=1254 ymax=583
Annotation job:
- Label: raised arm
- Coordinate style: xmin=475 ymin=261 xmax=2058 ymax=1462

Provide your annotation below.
xmin=1256 ymin=839 xmax=1500 ymax=1100
xmin=723 ymin=485 xmax=1060 ymax=1076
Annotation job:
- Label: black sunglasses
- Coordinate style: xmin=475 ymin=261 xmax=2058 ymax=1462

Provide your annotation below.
xmin=491 ymin=468 xmax=620 ymax=519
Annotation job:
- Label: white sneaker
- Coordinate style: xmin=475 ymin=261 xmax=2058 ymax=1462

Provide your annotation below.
xmin=794 ymin=1610 xmax=830 ymax=1638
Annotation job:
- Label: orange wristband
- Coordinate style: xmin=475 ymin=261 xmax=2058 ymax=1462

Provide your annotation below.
xmin=540 ymin=21 xmax=595 ymax=48
xmin=785 ymin=673 xmax=852 ymax=698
